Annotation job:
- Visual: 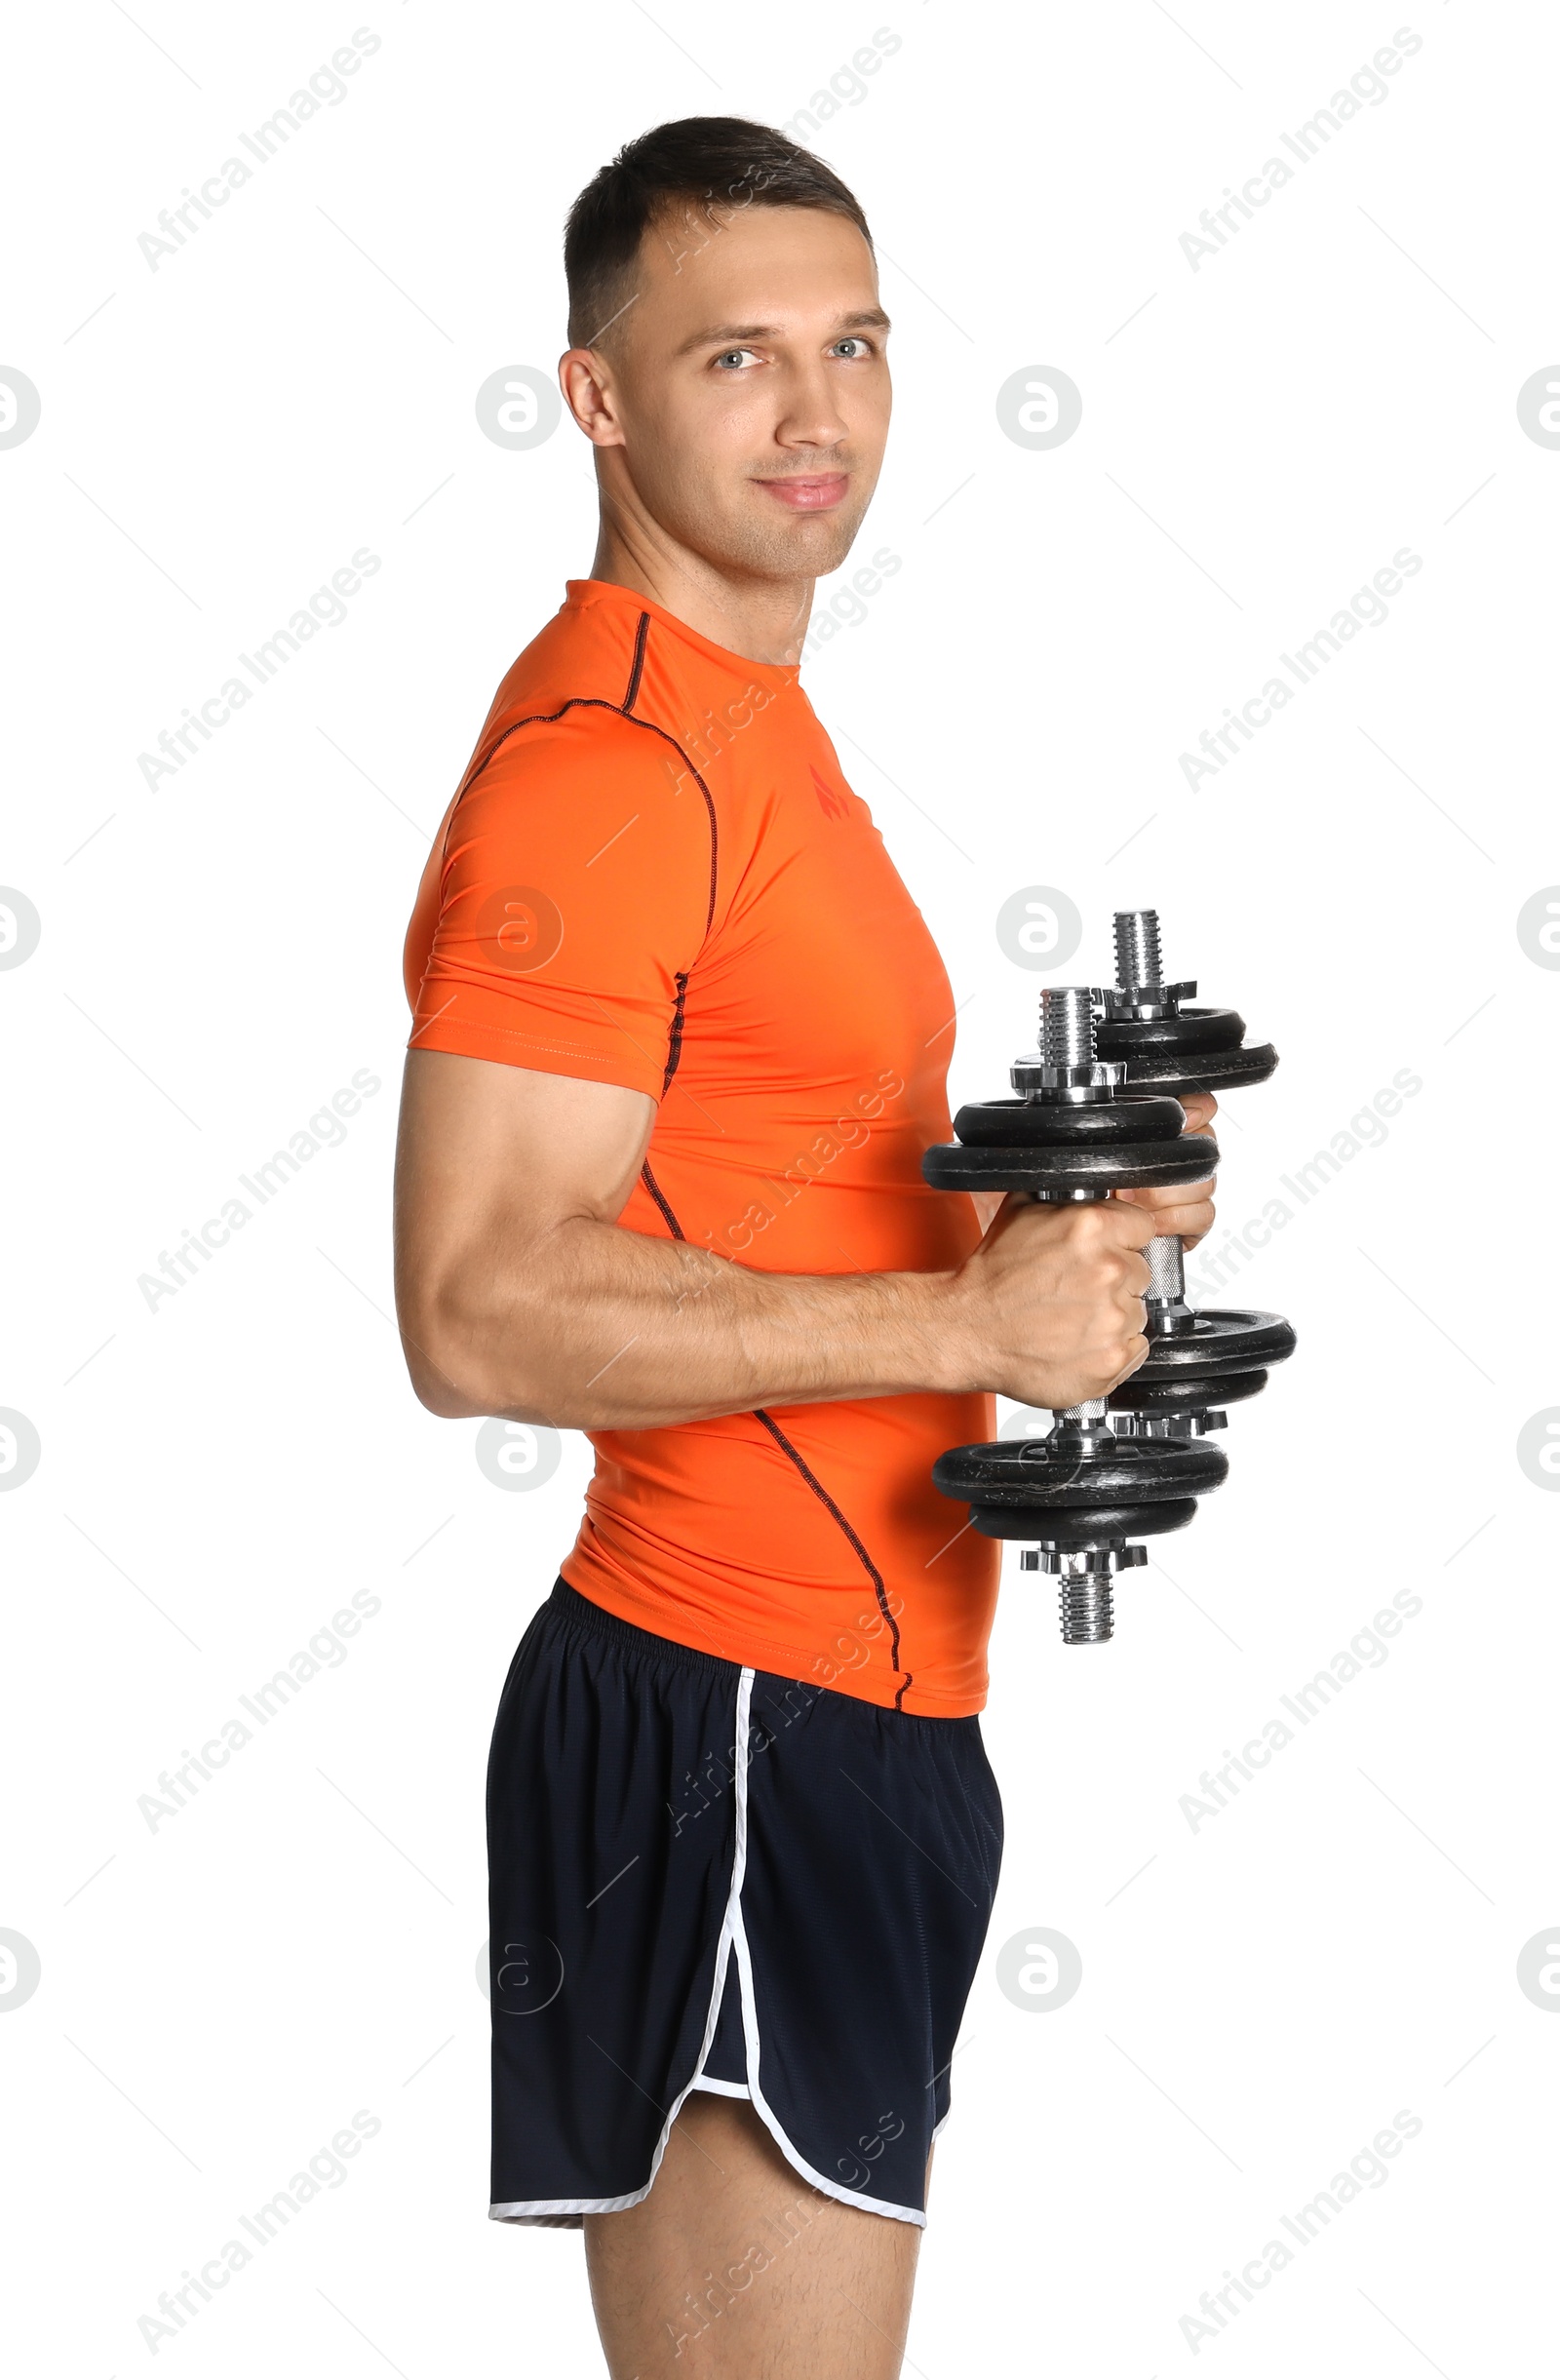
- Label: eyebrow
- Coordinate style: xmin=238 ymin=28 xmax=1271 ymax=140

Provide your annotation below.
xmin=674 ymin=308 xmax=891 ymax=357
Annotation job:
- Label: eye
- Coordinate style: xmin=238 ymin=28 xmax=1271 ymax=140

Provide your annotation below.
xmin=713 ymin=347 xmax=761 ymax=371
xmin=831 ymin=336 xmax=873 ymax=360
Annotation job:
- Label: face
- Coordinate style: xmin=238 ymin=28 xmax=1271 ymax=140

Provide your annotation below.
xmin=565 ymin=201 xmax=892 ymax=584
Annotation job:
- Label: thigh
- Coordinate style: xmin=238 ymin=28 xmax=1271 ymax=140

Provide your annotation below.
xmin=487 ymin=1587 xmax=743 ymax=2219
xmin=735 ymin=1675 xmax=1003 ymax=2216
xmin=584 ymin=2090 xmax=921 ymax=2380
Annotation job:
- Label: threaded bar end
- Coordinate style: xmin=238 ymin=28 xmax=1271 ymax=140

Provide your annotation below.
xmin=1040 ymin=986 xmax=1097 ymax=1069
xmin=1113 ymin=909 xmax=1163 ymax=992
xmin=1060 ymin=1574 xmax=1114 ymax=1644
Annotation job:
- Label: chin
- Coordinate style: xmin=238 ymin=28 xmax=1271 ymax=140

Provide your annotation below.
xmin=725 ymin=502 xmax=870 ymax=582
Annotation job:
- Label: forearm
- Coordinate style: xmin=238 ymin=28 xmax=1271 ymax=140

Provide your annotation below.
xmin=402 ymin=1214 xmax=967 ymax=1428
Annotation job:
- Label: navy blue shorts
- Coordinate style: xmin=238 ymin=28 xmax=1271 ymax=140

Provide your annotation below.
xmin=487 ymin=1580 xmax=1002 ymax=2228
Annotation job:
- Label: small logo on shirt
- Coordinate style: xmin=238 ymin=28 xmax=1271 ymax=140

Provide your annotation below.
xmin=809 ymin=764 xmax=852 ymax=822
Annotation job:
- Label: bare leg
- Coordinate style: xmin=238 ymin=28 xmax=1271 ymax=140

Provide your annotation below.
xmin=583 ymin=2090 xmax=921 ymax=2378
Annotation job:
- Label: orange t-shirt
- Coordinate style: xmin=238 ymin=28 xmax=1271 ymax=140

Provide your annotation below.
xmin=404 ymin=578 xmax=997 ymax=1714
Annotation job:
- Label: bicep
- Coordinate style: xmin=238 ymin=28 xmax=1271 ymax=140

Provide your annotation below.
xmin=395 ymin=713 xmax=707 ymax=1405
xmin=394 ymin=1049 xmax=656 ymax=1284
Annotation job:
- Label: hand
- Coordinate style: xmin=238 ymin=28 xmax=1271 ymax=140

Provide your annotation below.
xmin=1113 ymin=1088 xmax=1218 ymax=1249
xmin=947 ymin=1195 xmax=1155 ymax=1410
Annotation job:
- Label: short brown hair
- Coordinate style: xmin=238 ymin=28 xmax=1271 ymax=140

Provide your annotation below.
xmin=564 ymin=115 xmax=874 ymax=348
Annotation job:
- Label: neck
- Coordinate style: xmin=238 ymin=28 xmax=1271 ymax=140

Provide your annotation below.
xmin=588 ymin=517 xmax=812 ymax=668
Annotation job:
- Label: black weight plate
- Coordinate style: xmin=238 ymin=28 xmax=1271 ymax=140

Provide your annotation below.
xmin=954 ymin=1095 xmax=1187 ymax=1148
xmin=934 ymin=1434 xmax=1228 ymax=1505
xmin=1132 ymin=1309 xmax=1296 ymax=1376
xmin=1109 ymin=1366 xmax=1268 ymax=1412
xmin=1110 ymin=1042 xmax=1279 ymax=1096
xmin=972 ymin=1500 xmax=1198 ymax=1543
xmin=922 ymin=1133 xmax=1219 ymax=1195
xmin=1096 ymin=1006 xmax=1246 ymax=1057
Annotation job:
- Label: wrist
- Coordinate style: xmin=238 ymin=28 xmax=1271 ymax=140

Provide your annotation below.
xmin=896 ymin=1266 xmax=979 ymax=1398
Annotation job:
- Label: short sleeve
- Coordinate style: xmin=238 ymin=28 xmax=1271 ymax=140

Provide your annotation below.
xmin=405 ymin=708 xmax=713 ymax=1099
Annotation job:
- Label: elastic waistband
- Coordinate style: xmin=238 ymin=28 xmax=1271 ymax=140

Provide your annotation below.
xmin=543 ymin=1578 xmax=744 ymax=1681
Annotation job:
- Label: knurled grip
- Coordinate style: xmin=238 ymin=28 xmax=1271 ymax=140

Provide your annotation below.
xmin=1145 ymin=1233 xmax=1187 ymax=1302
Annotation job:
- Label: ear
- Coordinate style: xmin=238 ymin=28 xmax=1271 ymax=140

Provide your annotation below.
xmin=559 ymin=348 xmax=627 ymax=448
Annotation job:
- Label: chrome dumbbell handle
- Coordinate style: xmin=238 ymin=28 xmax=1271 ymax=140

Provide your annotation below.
xmin=1144 ymin=1229 xmax=1194 ymax=1335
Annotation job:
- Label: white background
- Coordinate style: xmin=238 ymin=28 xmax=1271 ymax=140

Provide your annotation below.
xmin=3 ymin=0 xmax=1556 ymax=2371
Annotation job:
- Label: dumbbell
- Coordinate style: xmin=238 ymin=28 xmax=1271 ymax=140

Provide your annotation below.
xmin=923 ymin=985 xmax=1228 ymax=1644
xmin=1097 ymin=910 xmax=1295 ymax=1443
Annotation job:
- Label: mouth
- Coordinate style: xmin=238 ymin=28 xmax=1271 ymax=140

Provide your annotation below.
xmin=754 ymin=473 xmax=850 ymax=512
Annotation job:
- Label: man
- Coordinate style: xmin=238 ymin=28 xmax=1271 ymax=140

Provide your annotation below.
xmin=395 ymin=117 xmax=1215 ymax=2378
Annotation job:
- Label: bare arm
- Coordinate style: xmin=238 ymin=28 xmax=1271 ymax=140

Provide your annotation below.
xmin=392 ymin=1051 xmax=1216 ymax=1429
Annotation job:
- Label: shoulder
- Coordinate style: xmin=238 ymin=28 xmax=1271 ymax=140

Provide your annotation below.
xmin=439 ymin=699 xmax=716 ymax=943
xmin=449 ymin=704 xmax=714 ymax=881
xmin=474 ymin=697 xmax=696 ymax=800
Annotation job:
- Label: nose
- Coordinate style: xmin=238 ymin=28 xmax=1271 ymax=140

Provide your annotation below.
xmin=771 ymin=356 xmax=848 ymax=456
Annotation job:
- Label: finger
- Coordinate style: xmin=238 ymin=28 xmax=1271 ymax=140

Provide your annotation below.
xmin=1116 ymin=1174 xmax=1217 ymax=1213
xmin=1144 ymin=1187 xmax=1217 ymax=1225
xmin=1150 ymin=1201 xmax=1217 ymax=1244
xmin=982 ymin=1192 xmax=1032 ymax=1241
xmin=1103 ymin=1197 xmax=1157 ymax=1246
xmin=1113 ymin=1188 xmax=1217 ymax=1236
xmin=1179 ymin=1090 xmax=1219 ymax=1133
xmin=1109 ymin=1333 xmax=1149 ymax=1386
